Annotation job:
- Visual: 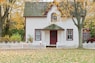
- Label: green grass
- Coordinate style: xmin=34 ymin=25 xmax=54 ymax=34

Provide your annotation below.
xmin=0 ymin=49 xmax=95 ymax=63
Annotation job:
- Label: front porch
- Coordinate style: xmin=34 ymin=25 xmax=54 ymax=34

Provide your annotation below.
xmin=42 ymin=24 xmax=64 ymax=46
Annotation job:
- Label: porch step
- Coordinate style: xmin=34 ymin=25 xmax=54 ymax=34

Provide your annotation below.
xmin=46 ymin=45 xmax=56 ymax=48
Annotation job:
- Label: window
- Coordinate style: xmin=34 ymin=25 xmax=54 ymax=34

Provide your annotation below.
xmin=35 ymin=29 xmax=41 ymax=41
xmin=51 ymin=13 xmax=57 ymax=22
xmin=67 ymin=29 xmax=73 ymax=40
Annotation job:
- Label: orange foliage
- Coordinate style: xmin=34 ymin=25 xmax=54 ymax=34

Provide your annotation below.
xmin=0 ymin=0 xmax=5 ymax=3
xmin=0 ymin=0 xmax=3 ymax=2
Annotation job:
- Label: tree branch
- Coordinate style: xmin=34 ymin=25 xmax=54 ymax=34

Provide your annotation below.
xmin=72 ymin=17 xmax=78 ymax=27
xmin=80 ymin=16 xmax=86 ymax=27
xmin=81 ymin=9 xmax=87 ymax=26
xmin=2 ymin=7 xmax=9 ymax=22
xmin=0 ymin=5 xmax=1 ymax=20
xmin=2 ymin=0 xmax=16 ymax=21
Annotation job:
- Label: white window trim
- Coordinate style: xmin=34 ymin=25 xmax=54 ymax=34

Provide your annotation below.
xmin=67 ymin=29 xmax=73 ymax=41
xmin=35 ymin=29 xmax=41 ymax=41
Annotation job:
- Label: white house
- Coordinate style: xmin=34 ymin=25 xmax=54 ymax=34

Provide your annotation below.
xmin=24 ymin=2 xmax=79 ymax=48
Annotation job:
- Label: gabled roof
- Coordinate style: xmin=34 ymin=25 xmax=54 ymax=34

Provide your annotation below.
xmin=24 ymin=2 xmax=72 ymax=17
xmin=43 ymin=24 xmax=64 ymax=30
xmin=24 ymin=2 xmax=50 ymax=17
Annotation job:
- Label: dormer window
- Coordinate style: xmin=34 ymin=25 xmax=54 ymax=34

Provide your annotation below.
xmin=51 ymin=13 xmax=57 ymax=22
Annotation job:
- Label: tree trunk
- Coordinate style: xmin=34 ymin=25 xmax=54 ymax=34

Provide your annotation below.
xmin=0 ymin=21 xmax=2 ymax=37
xmin=78 ymin=28 xmax=83 ymax=48
xmin=0 ymin=5 xmax=2 ymax=37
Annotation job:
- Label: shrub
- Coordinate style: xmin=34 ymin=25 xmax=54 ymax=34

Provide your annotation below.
xmin=0 ymin=37 xmax=3 ymax=42
xmin=10 ymin=33 xmax=21 ymax=42
xmin=0 ymin=35 xmax=10 ymax=43
xmin=3 ymin=35 xmax=10 ymax=43
xmin=27 ymin=35 xmax=33 ymax=42
xmin=10 ymin=29 xmax=25 ymax=41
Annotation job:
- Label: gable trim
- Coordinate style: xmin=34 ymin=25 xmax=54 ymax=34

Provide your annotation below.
xmin=43 ymin=24 xmax=64 ymax=30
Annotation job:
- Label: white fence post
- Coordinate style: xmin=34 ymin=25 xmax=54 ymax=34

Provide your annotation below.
xmin=0 ymin=42 xmax=46 ymax=49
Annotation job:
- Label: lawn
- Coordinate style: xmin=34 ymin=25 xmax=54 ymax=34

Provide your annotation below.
xmin=0 ymin=49 xmax=95 ymax=63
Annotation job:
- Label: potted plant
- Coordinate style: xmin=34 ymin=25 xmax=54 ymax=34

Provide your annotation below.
xmin=27 ymin=35 xmax=33 ymax=43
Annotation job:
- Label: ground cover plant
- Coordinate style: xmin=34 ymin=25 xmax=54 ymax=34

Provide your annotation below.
xmin=0 ymin=49 xmax=95 ymax=63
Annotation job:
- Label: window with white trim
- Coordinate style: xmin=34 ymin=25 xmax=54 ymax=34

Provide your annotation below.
xmin=67 ymin=29 xmax=73 ymax=40
xmin=51 ymin=13 xmax=57 ymax=22
xmin=35 ymin=29 xmax=41 ymax=41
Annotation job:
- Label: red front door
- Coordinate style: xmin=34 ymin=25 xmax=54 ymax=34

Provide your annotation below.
xmin=50 ymin=30 xmax=57 ymax=44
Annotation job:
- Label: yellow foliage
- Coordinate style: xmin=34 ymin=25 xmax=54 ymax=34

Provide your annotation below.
xmin=77 ymin=0 xmax=85 ymax=2
xmin=84 ymin=14 xmax=95 ymax=28
xmin=53 ymin=0 xmax=59 ymax=6
xmin=11 ymin=12 xmax=24 ymax=30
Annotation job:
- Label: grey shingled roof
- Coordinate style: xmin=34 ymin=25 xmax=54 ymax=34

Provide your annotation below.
xmin=43 ymin=24 xmax=64 ymax=30
xmin=24 ymin=2 xmax=69 ymax=17
xmin=24 ymin=2 xmax=50 ymax=17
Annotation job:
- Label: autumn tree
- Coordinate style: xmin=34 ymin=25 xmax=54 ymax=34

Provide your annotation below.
xmin=8 ymin=0 xmax=25 ymax=40
xmin=84 ymin=1 xmax=95 ymax=38
xmin=0 ymin=0 xmax=38 ymax=40
xmin=70 ymin=0 xmax=87 ymax=48
xmin=0 ymin=0 xmax=16 ymax=36
xmin=0 ymin=0 xmax=25 ymax=36
xmin=10 ymin=12 xmax=24 ymax=40
xmin=53 ymin=0 xmax=89 ymax=48
xmin=93 ymin=0 xmax=95 ymax=2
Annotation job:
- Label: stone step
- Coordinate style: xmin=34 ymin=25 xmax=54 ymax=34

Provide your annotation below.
xmin=46 ymin=45 xmax=56 ymax=48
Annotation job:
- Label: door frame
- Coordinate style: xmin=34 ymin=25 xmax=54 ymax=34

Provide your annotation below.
xmin=50 ymin=30 xmax=57 ymax=45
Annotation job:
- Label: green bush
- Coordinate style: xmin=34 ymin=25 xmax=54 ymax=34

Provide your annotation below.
xmin=10 ymin=33 xmax=21 ymax=42
xmin=9 ymin=29 xmax=25 ymax=41
xmin=0 ymin=34 xmax=22 ymax=43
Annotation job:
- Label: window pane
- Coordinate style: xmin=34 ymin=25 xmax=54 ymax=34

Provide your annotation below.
xmin=67 ymin=29 xmax=73 ymax=40
xmin=36 ymin=31 xmax=41 ymax=35
xmin=35 ymin=30 xmax=41 ymax=41
xmin=51 ymin=13 xmax=57 ymax=22
xmin=35 ymin=35 xmax=41 ymax=41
